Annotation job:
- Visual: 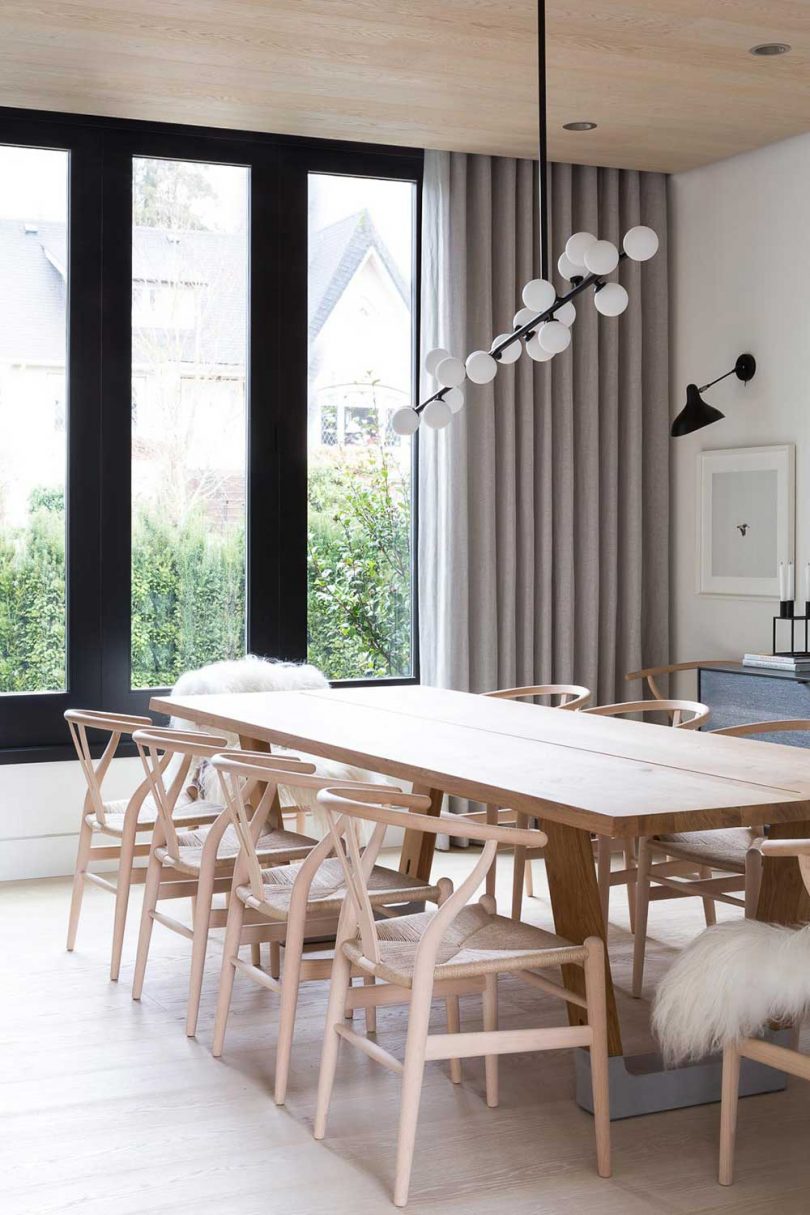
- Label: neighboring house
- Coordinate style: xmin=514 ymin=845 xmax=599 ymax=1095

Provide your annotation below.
xmin=308 ymin=209 xmax=412 ymax=448
xmin=0 ymin=209 xmax=411 ymax=531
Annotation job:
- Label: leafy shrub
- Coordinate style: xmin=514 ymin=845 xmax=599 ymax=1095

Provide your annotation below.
xmin=0 ymin=448 xmax=412 ymax=693
xmin=0 ymin=491 xmax=66 ymax=692
xmin=307 ymin=446 xmax=412 ymax=679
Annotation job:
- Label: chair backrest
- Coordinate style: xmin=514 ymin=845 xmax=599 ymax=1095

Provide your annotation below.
xmin=210 ymin=753 xmax=397 ymax=904
xmin=713 ymin=719 xmax=810 ymax=738
xmin=584 ymin=699 xmax=710 ymax=730
xmin=485 ymin=684 xmax=591 ymax=710
xmin=65 ymin=709 xmax=153 ymax=828
xmin=626 ymin=660 xmax=728 ymax=701
xmin=316 ymin=785 xmax=547 ymax=972
xmin=133 ymin=726 xmax=240 ymax=856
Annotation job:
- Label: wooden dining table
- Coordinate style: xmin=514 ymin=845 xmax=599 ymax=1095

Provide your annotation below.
xmin=151 ymin=683 xmax=810 ymax=1068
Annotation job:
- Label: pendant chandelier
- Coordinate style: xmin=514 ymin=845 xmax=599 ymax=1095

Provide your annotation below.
xmin=392 ymin=0 xmax=659 ymax=436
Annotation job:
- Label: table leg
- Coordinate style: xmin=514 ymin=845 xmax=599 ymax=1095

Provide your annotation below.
xmin=398 ymin=785 xmax=444 ymax=880
xmin=541 ymin=819 xmax=623 ymax=1057
xmin=756 ymin=817 xmax=810 ymax=924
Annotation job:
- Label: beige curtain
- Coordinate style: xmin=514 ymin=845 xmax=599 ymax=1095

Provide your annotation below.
xmin=419 ymin=152 xmax=669 ymax=706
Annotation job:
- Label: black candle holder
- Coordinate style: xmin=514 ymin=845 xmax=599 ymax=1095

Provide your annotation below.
xmin=772 ymin=604 xmax=810 ymax=656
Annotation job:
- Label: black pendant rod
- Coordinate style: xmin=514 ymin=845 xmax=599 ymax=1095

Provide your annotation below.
xmin=537 ymin=0 xmax=550 ymax=281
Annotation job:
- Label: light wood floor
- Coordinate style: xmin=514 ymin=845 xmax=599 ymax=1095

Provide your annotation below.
xmin=1 ymin=849 xmax=809 ymax=1215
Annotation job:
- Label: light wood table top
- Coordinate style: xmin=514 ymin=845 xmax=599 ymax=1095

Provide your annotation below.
xmin=151 ymin=684 xmax=810 ymax=838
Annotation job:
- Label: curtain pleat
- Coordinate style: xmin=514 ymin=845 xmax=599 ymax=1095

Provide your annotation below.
xmin=419 ymin=152 xmax=669 ymax=794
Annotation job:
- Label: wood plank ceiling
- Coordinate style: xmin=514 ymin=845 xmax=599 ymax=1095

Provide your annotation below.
xmin=0 ymin=1 xmax=808 ymax=172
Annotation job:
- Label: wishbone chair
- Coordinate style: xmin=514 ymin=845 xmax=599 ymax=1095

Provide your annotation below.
xmin=313 ymin=786 xmax=611 ymax=1207
xmin=64 ymin=709 xmax=222 ymax=979
xmin=131 ymin=729 xmax=319 ymax=1036
xmin=210 ymin=752 xmax=448 ymax=1106
xmin=582 ymin=699 xmax=711 ymax=930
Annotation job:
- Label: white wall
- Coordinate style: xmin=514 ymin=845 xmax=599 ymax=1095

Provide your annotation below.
xmin=671 ymin=131 xmax=810 ymax=689
xmin=0 ymin=758 xmax=141 ymax=881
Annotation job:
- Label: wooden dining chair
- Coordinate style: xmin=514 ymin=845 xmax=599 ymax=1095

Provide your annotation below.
xmin=209 ymin=753 xmax=448 ymax=1105
xmin=313 ymin=785 xmax=611 ymax=1207
xmin=471 ymin=684 xmax=592 ymax=919
xmin=632 ymin=718 xmax=810 ymax=997
xmin=718 ymin=836 xmax=810 ymax=1185
xmin=582 ymin=699 xmax=711 ymax=929
xmin=131 ymin=729 xmax=320 ymax=1036
xmin=626 ymin=659 xmax=729 ymax=701
xmin=64 ymin=709 xmax=223 ymax=980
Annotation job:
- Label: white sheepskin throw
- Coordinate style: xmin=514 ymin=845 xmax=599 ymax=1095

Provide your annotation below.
xmin=167 ymin=655 xmax=391 ymax=836
xmin=652 ymin=918 xmax=810 ymax=1066
xmin=171 ymin=654 xmax=328 ymax=711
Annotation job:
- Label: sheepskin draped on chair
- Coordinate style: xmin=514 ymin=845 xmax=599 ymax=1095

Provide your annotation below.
xmin=652 ymin=918 xmax=810 ymax=1066
xmin=168 ymin=656 xmax=392 ymax=833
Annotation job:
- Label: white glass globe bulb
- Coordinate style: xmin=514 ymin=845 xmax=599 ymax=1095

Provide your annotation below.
xmin=538 ymin=320 xmax=571 ymax=354
xmin=565 ymin=231 xmax=597 ymax=267
xmin=594 ymin=282 xmax=629 ymax=316
xmin=443 ymin=387 xmax=464 ymax=413
xmin=584 ymin=239 xmax=619 ymax=276
xmin=424 ymin=346 xmax=450 ymax=377
xmin=513 ymin=306 xmax=536 ymax=328
xmin=554 ymin=301 xmax=577 ymax=327
xmin=391 ymin=408 xmax=420 ymax=436
xmin=525 ymin=333 xmax=553 ymax=362
xmin=522 ymin=277 xmax=556 ymax=312
xmin=465 ymin=350 xmax=498 ymax=384
xmin=492 ymin=334 xmax=521 ymax=364
xmin=435 ymin=356 xmax=465 ymax=388
xmin=422 ymin=399 xmax=452 ymax=429
xmin=557 ymin=252 xmax=582 ymax=281
xmin=623 ymin=225 xmax=659 ymax=262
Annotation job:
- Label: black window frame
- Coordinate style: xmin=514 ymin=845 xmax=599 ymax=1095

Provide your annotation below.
xmin=0 ymin=106 xmax=422 ymax=763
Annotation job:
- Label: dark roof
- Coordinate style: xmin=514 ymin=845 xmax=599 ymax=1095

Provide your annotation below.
xmin=0 ymin=209 xmax=407 ymax=367
xmin=308 ymin=209 xmax=408 ymax=340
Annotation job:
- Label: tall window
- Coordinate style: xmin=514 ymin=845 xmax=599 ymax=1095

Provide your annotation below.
xmin=131 ymin=158 xmax=249 ymax=689
xmin=0 ymin=113 xmax=421 ymax=756
xmin=307 ymin=174 xmax=416 ymax=679
xmin=0 ymin=145 xmax=69 ymax=694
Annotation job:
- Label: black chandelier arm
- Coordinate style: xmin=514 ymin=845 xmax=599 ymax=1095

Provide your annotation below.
xmin=415 ymin=250 xmax=629 ymax=414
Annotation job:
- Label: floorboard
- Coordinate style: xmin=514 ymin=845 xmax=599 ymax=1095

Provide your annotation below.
xmin=1 ymin=849 xmax=807 ymax=1214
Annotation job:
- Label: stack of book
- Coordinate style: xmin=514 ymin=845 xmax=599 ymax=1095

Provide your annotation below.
xmin=743 ymin=652 xmax=810 ymax=673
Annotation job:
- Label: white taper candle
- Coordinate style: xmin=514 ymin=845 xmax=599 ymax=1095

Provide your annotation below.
xmin=779 ymin=561 xmax=787 ymax=601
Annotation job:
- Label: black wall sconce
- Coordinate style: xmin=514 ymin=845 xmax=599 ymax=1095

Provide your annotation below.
xmin=670 ymin=352 xmax=757 ymax=437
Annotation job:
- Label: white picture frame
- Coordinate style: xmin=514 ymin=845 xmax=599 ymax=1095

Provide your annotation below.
xmin=698 ymin=444 xmax=795 ymax=598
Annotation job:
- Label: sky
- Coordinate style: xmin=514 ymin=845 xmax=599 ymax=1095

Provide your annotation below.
xmin=0 ymin=146 xmax=415 ymax=283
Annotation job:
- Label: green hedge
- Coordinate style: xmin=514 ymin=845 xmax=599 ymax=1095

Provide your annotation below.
xmin=0 ymin=495 xmax=66 ymax=692
xmin=0 ymin=449 xmax=411 ymax=692
xmin=307 ymin=447 xmax=412 ymax=679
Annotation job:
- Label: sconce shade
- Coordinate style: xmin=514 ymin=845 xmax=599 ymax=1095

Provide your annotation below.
xmin=670 ymin=384 xmax=726 ymax=437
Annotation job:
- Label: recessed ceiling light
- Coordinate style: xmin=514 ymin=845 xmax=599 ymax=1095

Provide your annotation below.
xmin=750 ymin=42 xmax=791 ymax=56
xmin=563 ymin=121 xmax=597 ymax=131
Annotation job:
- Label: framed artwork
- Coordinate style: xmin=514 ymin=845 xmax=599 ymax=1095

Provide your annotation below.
xmin=698 ymin=444 xmax=795 ymax=597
